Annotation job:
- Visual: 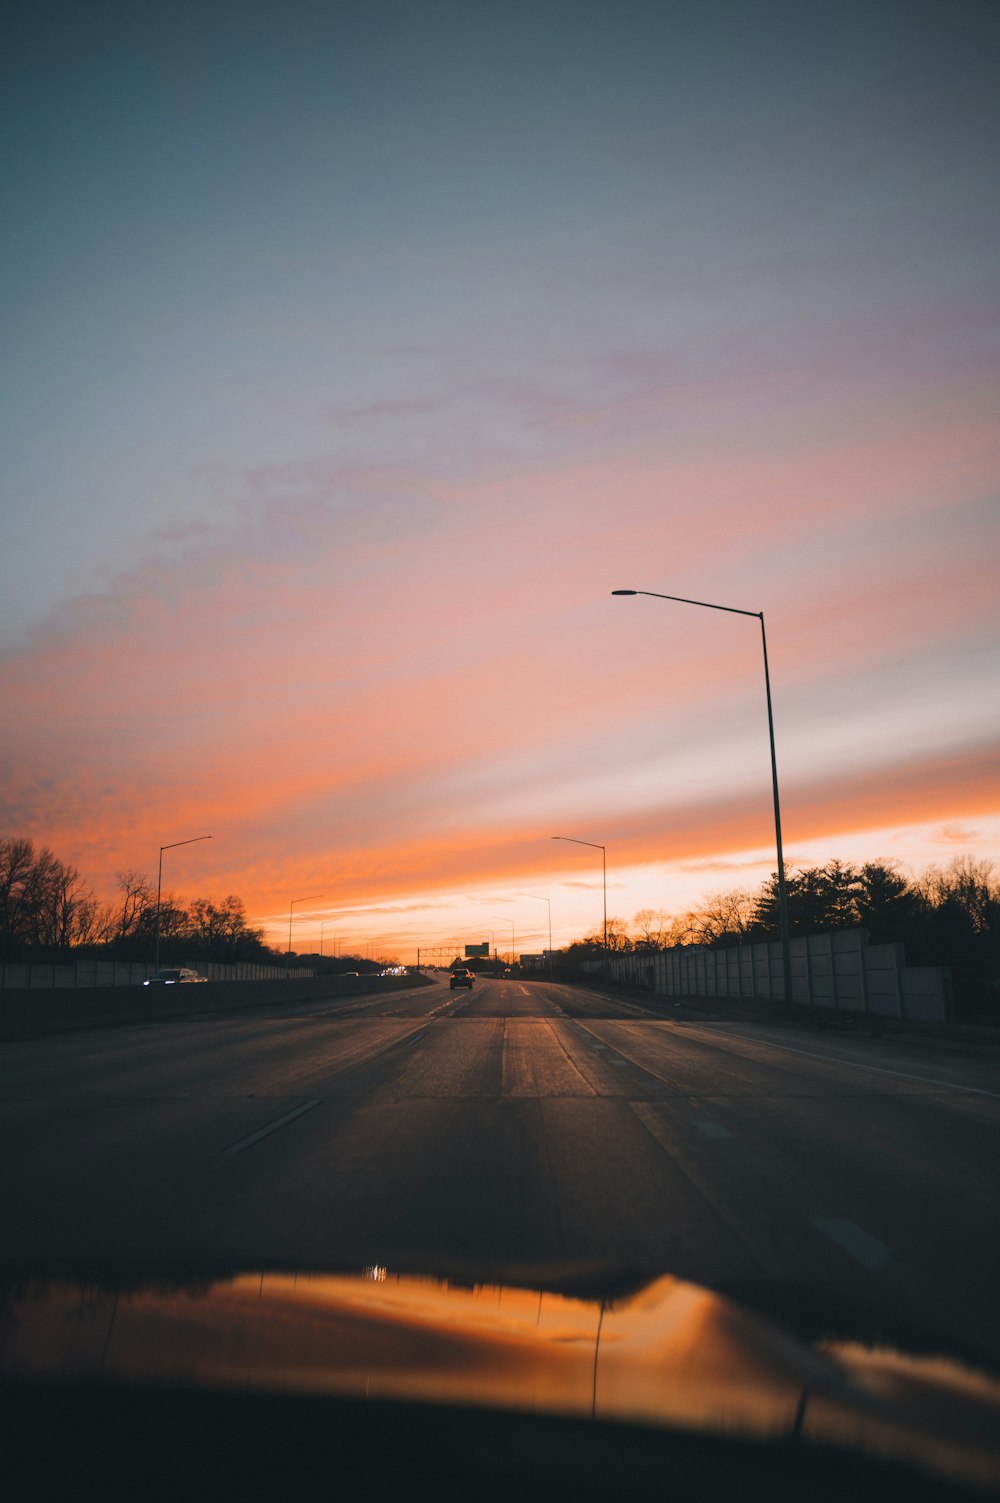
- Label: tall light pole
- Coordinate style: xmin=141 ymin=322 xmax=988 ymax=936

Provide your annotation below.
xmin=484 ymin=919 xmax=514 ymax=970
xmin=288 ymin=894 xmax=324 ymax=967
xmin=551 ymin=836 xmax=607 ymax=980
xmin=155 ymin=835 xmax=212 ymax=969
xmin=521 ymin=894 xmax=553 ymax=981
xmin=612 ymin=588 xmax=793 ymax=1005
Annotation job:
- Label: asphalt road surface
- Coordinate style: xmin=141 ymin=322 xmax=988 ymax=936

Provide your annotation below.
xmin=2 ymin=975 xmax=998 ymax=1366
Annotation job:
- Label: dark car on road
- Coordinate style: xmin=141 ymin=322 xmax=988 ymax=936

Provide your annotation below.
xmin=450 ymin=968 xmax=475 ymax=989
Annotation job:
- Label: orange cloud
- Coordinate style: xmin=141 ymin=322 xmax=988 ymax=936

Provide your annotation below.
xmin=2 ymin=377 xmax=997 ymax=947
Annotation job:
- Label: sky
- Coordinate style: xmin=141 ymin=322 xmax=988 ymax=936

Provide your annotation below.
xmin=2 ymin=0 xmax=998 ymax=962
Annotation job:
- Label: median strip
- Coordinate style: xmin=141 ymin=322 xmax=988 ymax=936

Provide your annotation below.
xmin=222 ymin=1099 xmax=323 ymax=1156
xmin=813 ymin=1216 xmax=891 ymax=1270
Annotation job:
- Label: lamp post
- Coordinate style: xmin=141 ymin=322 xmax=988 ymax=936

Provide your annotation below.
xmin=485 ymin=919 xmax=514 ymax=971
xmin=521 ymin=894 xmax=553 ymax=981
xmin=551 ymin=836 xmax=607 ymax=980
xmin=288 ymin=894 xmax=324 ymax=967
xmin=612 ymin=588 xmax=793 ymax=1005
xmin=155 ymin=835 xmax=212 ymax=969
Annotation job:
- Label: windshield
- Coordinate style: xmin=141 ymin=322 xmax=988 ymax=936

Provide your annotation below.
xmin=1 ymin=2 xmax=998 ymax=1494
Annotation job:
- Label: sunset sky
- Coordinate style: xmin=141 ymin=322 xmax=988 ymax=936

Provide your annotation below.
xmin=2 ymin=0 xmax=998 ymax=961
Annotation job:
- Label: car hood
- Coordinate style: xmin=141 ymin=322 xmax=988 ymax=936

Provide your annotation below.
xmin=2 ymin=1268 xmax=998 ymax=1493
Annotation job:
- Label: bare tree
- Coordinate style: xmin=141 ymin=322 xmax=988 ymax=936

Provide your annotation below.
xmin=632 ymin=908 xmax=673 ymax=950
xmin=95 ymin=869 xmax=155 ymax=952
xmin=691 ymin=888 xmax=759 ymax=946
xmin=0 ymin=837 xmax=40 ymax=951
xmin=187 ymin=894 xmax=264 ymax=961
xmin=917 ymin=856 xmax=999 ymax=931
xmin=0 ymin=837 xmax=97 ymax=956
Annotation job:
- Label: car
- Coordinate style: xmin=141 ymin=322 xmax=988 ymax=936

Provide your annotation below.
xmin=142 ymin=967 xmax=205 ymax=986
xmin=450 ymin=968 xmax=474 ymax=989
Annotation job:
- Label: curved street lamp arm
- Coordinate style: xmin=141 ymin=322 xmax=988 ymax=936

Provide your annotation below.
xmin=611 ymin=587 xmax=792 ymax=1003
xmin=155 ymin=836 xmax=213 ymax=969
xmin=288 ymin=894 xmax=326 ymax=956
xmin=612 ymin=588 xmax=759 ymax=620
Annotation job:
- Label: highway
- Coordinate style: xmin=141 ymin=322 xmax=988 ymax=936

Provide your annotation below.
xmin=2 ymin=974 xmax=998 ymax=1366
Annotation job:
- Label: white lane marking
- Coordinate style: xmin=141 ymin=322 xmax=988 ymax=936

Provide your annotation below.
xmin=672 ymin=1024 xmax=1000 ymax=1099
xmin=813 ymin=1217 xmax=891 ymax=1271
xmin=694 ymin=1120 xmax=734 ymax=1139
xmin=222 ymin=1099 xmax=322 ymax=1156
xmin=402 ymin=1029 xmax=427 ymax=1047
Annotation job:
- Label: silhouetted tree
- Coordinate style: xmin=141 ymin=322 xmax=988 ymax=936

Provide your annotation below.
xmin=95 ymin=869 xmax=156 ymax=955
xmin=690 ymin=888 xmax=762 ymax=947
xmin=186 ymin=894 xmax=265 ymax=961
xmin=754 ymin=860 xmax=862 ymax=936
xmin=632 ymin=908 xmax=674 ymax=950
xmin=911 ymin=857 xmax=1000 ymax=1014
xmin=0 ymin=836 xmax=97 ymax=959
xmin=855 ymin=860 xmax=925 ymax=943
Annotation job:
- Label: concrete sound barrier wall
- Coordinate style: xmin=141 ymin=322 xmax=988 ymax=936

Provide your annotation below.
xmin=607 ymin=927 xmax=952 ymax=1022
xmin=0 ymin=972 xmax=433 ymax=1040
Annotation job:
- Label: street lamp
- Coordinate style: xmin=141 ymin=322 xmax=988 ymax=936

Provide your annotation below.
xmin=612 ymin=587 xmax=792 ymax=1004
xmin=521 ymin=894 xmax=553 ymax=981
xmin=551 ymin=836 xmax=607 ymax=980
xmin=484 ymin=918 xmax=514 ymax=970
xmin=155 ymin=835 xmax=212 ymax=969
xmin=288 ymin=894 xmax=324 ymax=966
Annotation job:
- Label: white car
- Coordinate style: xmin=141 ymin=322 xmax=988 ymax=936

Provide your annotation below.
xmin=143 ymin=967 xmax=206 ymax=986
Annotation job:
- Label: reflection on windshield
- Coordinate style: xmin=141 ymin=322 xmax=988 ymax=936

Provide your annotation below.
xmin=3 ymin=1270 xmax=998 ymax=1492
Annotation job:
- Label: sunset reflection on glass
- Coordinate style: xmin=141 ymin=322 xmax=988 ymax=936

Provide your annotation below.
xmin=3 ymin=1270 xmax=998 ymax=1494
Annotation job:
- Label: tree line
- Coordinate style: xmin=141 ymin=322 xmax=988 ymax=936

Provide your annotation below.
xmin=0 ymin=837 xmax=273 ymax=965
xmin=5 ymin=835 xmax=996 ymax=1013
xmin=560 ymin=855 xmax=999 ymax=1017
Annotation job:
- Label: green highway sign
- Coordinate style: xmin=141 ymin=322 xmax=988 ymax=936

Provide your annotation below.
xmin=465 ymin=942 xmax=489 ymax=957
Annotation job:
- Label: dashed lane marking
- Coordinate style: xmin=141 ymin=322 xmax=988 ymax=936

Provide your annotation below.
xmin=812 ymin=1217 xmax=891 ymax=1270
xmin=221 ymin=1099 xmax=322 ymax=1156
xmin=694 ymin=1120 xmax=734 ymax=1139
